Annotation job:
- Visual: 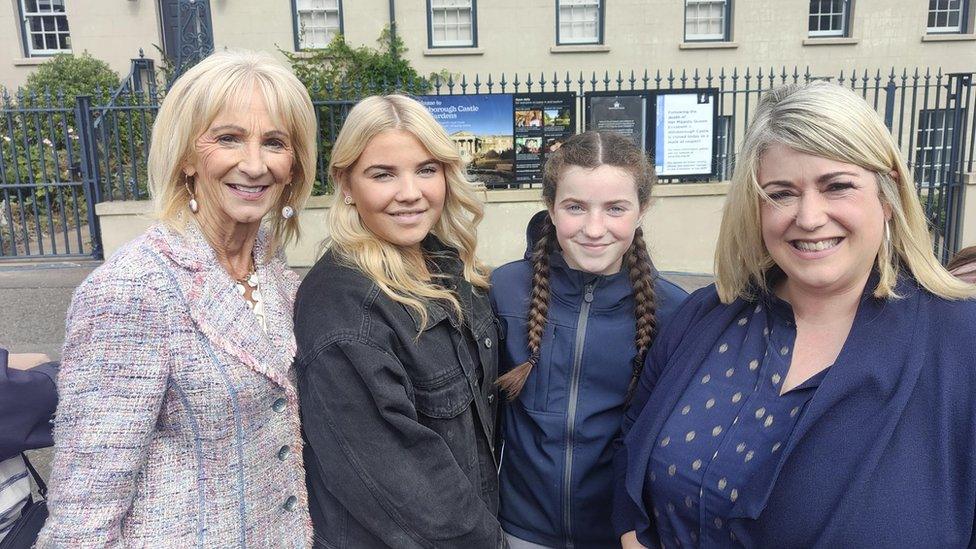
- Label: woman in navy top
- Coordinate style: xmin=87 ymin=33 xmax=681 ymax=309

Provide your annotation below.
xmin=614 ymin=81 xmax=976 ymax=548
xmin=492 ymin=131 xmax=687 ymax=548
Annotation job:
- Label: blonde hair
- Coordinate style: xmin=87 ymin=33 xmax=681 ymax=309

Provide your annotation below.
xmin=147 ymin=50 xmax=317 ymax=256
xmin=715 ymin=81 xmax=976 ymax=303
xmin=328 ymin=94 xmax=490 ymax=328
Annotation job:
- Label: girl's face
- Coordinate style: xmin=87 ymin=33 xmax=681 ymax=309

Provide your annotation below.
xmin=343 ymin=129 xmax=446 ymax=251
xmin=550 ymin=164 xmax=643 ymax=276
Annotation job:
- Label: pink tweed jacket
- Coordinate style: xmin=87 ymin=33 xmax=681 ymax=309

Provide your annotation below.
xmin=36 ymin=222 xmax=311 ymax=548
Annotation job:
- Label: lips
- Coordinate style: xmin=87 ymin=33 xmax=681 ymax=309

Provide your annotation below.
xmin=791 ymin=237 xmax=842 ymax=252
xmin=388 ymin=209 xmax=427 ymax=224
xmin=225 ymin=183 xmax=271 ymax=201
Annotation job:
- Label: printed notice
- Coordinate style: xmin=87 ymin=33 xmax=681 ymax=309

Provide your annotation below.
xmin=654 ymin=92 xmax=715 ymax=177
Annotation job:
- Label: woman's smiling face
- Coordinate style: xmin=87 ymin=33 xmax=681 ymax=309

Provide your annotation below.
xmin=342 ymin=129 xmax=446 ymax=250
xmin=758 ymin=143 xmax=890 ymax=297
xmin=185 ymin=87 xmax=294 ymax=233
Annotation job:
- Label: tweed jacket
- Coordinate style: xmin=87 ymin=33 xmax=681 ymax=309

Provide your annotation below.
xmin=36 ymin=222 xmax=312 ymax=548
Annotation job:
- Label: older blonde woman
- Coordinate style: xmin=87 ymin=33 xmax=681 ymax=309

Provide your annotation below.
xmin=613 ymin=81 xmax=976 ymax=548
xmin=37 ymin=50 xmax=316 ymax=548
xmin=294 ymin=95 xmax=504 ymax=547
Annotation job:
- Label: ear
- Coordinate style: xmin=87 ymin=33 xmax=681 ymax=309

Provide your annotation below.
xmin=182 ymin=165 xmax=197 ymax=178
xmin=883 ymin=170 xmax=897 ymax=221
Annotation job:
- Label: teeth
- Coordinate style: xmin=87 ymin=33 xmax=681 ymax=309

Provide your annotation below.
xmin=794 ymin=238 xmax=840 ymax=252
xmin=231 ymin=185 xmax=265 ymax=194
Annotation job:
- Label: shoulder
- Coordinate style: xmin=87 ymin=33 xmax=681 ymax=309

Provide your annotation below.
xmin=294 ymin=250 xmax=388 ymax=349
xmin=75 ymin=227 xmax=173 ymax=305
xmin=488 ymin=259 xmax=533 ymax=312
xmin=655 ymin=283 xmax=738 ymax=354
xmin=490 ymin=259 xmax=533 ymax=288
xmin=652 ymin=275 xmax=691 ymax=327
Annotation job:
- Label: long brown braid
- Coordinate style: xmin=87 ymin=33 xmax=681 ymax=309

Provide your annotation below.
xmin=624 ymin=227 xmax=658 ymax=401
xmin=496 ymin=216 xmax=555 ymax=399
xmin=497 ymin=131 xmax=660 ymax=401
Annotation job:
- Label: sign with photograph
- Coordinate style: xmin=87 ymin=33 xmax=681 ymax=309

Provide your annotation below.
xmin=513 ymin=92 xmax=576 ymax=183
xmin=584 ymin=92 xmax=649 ymax=150
xmin=416 ymin=94 xmax=516 ymax=187
xmin=652 ymin=89 xmax=718 ymax=177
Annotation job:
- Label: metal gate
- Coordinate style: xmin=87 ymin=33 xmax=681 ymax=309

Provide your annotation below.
xmin=0 ymin=90 xmax=101 ymax=259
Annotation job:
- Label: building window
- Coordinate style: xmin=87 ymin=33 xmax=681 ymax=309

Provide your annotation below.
xmin=557 ymin=0 xmax=603 ymax=45
xmin=808 ymin=0 xmax=851 ymax=37
xmin=428 ymin=0 xmax=477 ymax=48
xmin=685 ymin=0 xmax=731 ymax=42
xmin=914 ymin=109 xmax=957 ymax=187
xmin=927 ymin=0 xmax=968 ymax=33
xmin=294 ymin=0 xmax=342 ymax=50
xmin=20 ymin=0 xmax=71 ymax=56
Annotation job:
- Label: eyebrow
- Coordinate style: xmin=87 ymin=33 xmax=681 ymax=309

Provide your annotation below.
xmin=362 ymin=158 xmax=439 ymax=172
xmin=760 ymin=170 xmax=860 ymax=188
xmin=208 ymin=125 xmax=289 ymax=139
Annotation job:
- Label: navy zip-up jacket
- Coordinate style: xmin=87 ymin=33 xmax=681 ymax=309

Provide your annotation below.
xmin=490 ymin=238 xmax=688 ymax=548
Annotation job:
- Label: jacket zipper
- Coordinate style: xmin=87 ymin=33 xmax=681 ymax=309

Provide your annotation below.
xmin=562 ymin=282 xmax=594 ymax=548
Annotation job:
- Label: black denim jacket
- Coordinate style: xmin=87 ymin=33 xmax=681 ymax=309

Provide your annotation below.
xmin=295 ymin=238 xmax=504 ymax=548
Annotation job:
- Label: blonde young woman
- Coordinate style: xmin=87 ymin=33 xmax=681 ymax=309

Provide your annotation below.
xmin=295 ymin=95 xmax=505 ymax=548
xmin=38 ymin=51 xmax=316 ymax=547
xmin=613 ymin=81 xmax=976 ymax=548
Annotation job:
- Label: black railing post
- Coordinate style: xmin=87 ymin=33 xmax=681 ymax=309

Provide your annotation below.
xmin=883 ymin=77 xmax=897 ymax=131
xmin=946 ymin=73 xmax=973 ymax=259
xmin=74 ymin=95 xmax=103 ymax=259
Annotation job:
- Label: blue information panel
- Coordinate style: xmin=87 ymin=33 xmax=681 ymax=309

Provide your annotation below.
xmin=417 ymin=92 xmax=577 ymax=187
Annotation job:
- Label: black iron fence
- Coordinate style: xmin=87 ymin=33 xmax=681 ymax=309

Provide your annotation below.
xmin=1 ymin=63 xmax=973 ymax=261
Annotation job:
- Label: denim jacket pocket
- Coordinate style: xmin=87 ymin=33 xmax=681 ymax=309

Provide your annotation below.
xmin=413 ymin=366 xmax=474 ymax=419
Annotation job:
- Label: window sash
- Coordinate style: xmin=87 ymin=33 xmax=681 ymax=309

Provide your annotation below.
xmin=558 ymin=0 xmax=601 ymax=44
xmin=430 ymin=0 xmax=474 ymax=47
xmin=296 ymin=0 xmax=341 ymax=49
xmin=914 ymin=109 xmax=957 ymax=186
xmin=927 ymin=0 xmax=964 ymax=32
xmin=685 ymin=0 xmax=728 ymax=41
xmin=808 ymin=0 xmax=848 ymax=37
xmin=21 ymin=0 xmax=70 ymax=55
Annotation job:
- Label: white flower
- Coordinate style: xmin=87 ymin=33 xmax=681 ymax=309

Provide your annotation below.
xmin=42 ymin=138 xmax=52 ymax=146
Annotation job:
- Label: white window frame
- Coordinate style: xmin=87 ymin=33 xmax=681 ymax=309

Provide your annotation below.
xmin=927 ymin=0 xmax=966 ymax=33
xmin=914 ymin=109 xmax=956 ymax=187
xmin=808 ymin=0 xmax=850 ymax=37
xmin=429 ymin=0 xmax=475 ymax=48
xmin=685 ymin=0 xmax=730 ymax=42
xmin=557 ymin=0 xmax=602 ymax=45
xmin=20 ymin=0 xmax=71 ymax=57
xmin=295 ymin=0 xmax=342 ymax=50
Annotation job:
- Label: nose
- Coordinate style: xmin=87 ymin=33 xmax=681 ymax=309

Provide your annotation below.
xmin=793 ymin=192 xmax=829 ymax=231
xmin=582 ymin=211 xmax=607 ymax=239
xmin=238 ymin=142 xmax=268 ymax=179
xmin=395 ymin=174 xmax=423 ymax=203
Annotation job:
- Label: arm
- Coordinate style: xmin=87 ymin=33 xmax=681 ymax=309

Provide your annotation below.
xmin=0 ymin=349 xmax=59 ymax=460
xmin=36 ymin=274 xmax=171 ymax=549
xmin=299 ymin=338 xmax=505 ymax=548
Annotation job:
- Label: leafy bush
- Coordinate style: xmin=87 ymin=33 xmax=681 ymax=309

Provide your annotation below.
xmin=281 ymin=29 xmax=436 ymax=194
xmin=23 ymin=52 xmax=120 ymax=100
xmin=1 ymin=52 xmax=122 ymax=232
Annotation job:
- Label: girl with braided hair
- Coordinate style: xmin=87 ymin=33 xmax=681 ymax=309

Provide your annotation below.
xmin=490 ymin=131 xmax=688 ymax=548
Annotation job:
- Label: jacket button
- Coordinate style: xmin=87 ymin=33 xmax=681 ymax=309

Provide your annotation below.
xmin=487 ymin=393 xmax=495 ymax=404
xmin=484 ymin=337 xmax=492 ymax=349
xmin=272 ymin=398 xmax=287 ymax=413
xmin=278 ymin=445 xmax=291 ymax=461
xmin=283 ymin=495 xmax=297 ymax=511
